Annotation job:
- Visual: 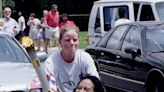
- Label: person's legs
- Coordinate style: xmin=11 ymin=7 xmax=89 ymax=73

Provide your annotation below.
xmin=45 ymin=28 xmax=52 ymax=53
xmin=44 ymin=38 xmax=50 ymax=53
xmin=53 ymin=27 xmax=60 ymax=47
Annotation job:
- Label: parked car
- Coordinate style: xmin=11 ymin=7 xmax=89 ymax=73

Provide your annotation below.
xmin=0 ymin=31 xmax=46 ymax=91
xmin=88 ymin=0 xmax=164 ymax=46
xmin=85 ymin=21 xmax=164 ymax=92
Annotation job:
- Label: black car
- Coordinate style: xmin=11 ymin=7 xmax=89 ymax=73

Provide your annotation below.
xmin=85 ymin=22 xmax=164 ymax=92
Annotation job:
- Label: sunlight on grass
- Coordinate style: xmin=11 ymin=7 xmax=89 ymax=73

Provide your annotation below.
xmin=79 ymin=31 xmax=88 ymax=48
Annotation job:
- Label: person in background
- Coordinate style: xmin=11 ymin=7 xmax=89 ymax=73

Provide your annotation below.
xmin=15 ymin=11 xmax=26 ymax=41
xmin=1 ymin=7 xmax=19 ymax=37
xmin=44 ymin=26 xmax=99 ymax=92
xmin=0 ymin=18 xmax=4 ymax=30
xmin=59 ymin=13 xmax=76 ymax=29
xmin=40 ymin=10 xmax=48 ymax=52
xmin=114 ymin=7 xmax=131 ymax=27
xmin=74 ymin=75 xmax=106 ymax=92
xmin=36 ymin=24 xmax=44 ymax=51
xmin=27 ymin=13 xmax=41 ymax=51
xmin=44 ymin=4 xmax=60 ymax=53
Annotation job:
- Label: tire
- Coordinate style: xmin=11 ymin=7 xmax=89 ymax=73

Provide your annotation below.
xmin=146 ymin=75 xmax=164 ymax=92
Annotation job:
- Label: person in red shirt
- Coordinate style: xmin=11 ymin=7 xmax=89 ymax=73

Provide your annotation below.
xmin=59 ymin=13 xmax=76 ymax=29
xmin=44 ymin=4 xmax=60 ymax=53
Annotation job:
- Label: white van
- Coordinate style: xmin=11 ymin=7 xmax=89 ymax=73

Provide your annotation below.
xmin=88 ymin=0 xmax=164 ymax=45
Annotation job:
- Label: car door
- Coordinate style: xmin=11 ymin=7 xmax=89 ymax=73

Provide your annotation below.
xmin=95 ymin=25 xmax=130 ymax=87
xmin=115 ymin=25 xmax=147 ymax=91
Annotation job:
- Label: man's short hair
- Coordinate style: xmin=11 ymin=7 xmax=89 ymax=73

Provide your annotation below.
xmin=51 ymin=4 xmax=58 ymax=9
xmin=119 ymin=7 xmax=126 ymax=18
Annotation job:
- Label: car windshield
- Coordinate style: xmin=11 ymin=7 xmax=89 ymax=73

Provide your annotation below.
xmin=156 ymin=2 xmax=164 ymax=21
xmin=146 ymin=29 xmax=164 ymax=52
xmin=0 ymin=36 xmax=30 ymax=63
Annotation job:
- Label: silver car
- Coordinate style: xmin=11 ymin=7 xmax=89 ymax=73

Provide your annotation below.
xmin=0 ymin=31 xmax=46 ymax=91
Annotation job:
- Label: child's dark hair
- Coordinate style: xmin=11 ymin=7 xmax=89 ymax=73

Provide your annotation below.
xmin=74 ymin=75 xmax=106 ymax=92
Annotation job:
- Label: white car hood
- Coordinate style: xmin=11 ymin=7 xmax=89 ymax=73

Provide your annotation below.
xmin=0 ymin=62 xmax=37 ymax=91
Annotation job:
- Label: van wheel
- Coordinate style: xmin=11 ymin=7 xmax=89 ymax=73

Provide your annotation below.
xmin=146 ymin=75 xmax=164 ymax=92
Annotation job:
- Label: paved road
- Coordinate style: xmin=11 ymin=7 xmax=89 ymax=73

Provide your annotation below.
xmin=48 ymin=47 xmax=59 ymax=56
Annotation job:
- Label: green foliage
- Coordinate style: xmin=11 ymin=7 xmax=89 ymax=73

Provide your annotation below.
xmin=36 ymin=0 xmax=58 ymax=10
xmin=2 ymin=0 xmax=15 ymax=9
xmin=51 ymin=31 xmax=88 ymax=49
xmin=36 ymin=0 xmax=49 ymax=10
xmin=79 ymin=31 xmax=88 ymax=48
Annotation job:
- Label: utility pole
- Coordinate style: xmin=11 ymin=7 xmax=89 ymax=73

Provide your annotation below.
xmin=0 ymin=0 xmax=2 ymax=18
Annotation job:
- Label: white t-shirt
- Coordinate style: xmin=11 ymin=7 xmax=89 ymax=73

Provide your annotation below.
xmin=18 ymin=16 xmax=26 ymax=31
xmin=2 ymin=18 xmax=19 ymax=36
xmin=44 ymin=49 xmax=99 ymax=92
xmin=114 ymin=18 xmax=131 ymax=27
xmin=28 ymin=18 xmax=40 ymax=29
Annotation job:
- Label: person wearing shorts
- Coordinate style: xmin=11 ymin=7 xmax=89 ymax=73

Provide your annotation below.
xmin=44 ymin=4 xmax=60 ymax=53
xmin=27 ymin=13 xmax=41 ymax=50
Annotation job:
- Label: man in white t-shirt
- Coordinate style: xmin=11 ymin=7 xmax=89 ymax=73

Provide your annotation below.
xmin=114 ymin=7 xmax=131 ymax=27
xmin=18 ymin=11 xmax=26 ymax=32
xmin=15 ymin=11 xmax=26 ymax=40
xmin=2 ymin=7 xmax=19 ymax=37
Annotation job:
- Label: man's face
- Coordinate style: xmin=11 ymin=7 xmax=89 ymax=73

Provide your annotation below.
xmin=63 ymin=16 xmax=68 ymax=22
xmin=52 ymin=6 xmax=58 ymax=12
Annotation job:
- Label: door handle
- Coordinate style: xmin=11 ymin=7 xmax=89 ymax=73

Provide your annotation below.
xmin=116 ymin=55 xmax=121 ymax=62
xmin=100 ymin=52 xmax=104 ymax=55
xmin=116 ymin=55 xmax=120 ymax=59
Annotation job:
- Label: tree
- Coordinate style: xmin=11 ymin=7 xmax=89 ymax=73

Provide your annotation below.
xmin=2 ymin=0 xmax=15 ymax=9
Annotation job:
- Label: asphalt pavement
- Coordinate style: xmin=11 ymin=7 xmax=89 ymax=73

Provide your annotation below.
xmin=47 ymin=47 xmax=59 ymax=56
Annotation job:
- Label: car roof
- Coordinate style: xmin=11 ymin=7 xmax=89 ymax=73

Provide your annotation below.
xmin=0 ymin=31 xmax=12 ymax=37
xmin=123 ymin=21 xmax=164 ymax=29
xmin=95 ymin=0 xmax=164 ymax=4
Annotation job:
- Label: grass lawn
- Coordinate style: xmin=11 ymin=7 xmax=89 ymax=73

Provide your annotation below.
xmin=51 ymin=31 xmax=88 ymax=49
xmin=79 ymin=31 xmax=88 ymax=48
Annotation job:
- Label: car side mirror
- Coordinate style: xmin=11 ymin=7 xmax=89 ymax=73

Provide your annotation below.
xmin=36 ymin=51 xmax=47 ymax=62
xmin=125 ymin=47 xmax=141 ymax=58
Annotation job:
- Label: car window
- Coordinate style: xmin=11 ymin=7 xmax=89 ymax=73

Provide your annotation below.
xmin=121 ymin=25 xmax=141 ymax=51
xmin=97 ymin=31 xmax=112 ymax=47
xmin=94 ymin=8 xmax=101 ymax=33
xmin=0 ymin=36 xmax=30 ymax=63
xmin=103 ymin=6 xmax=129 ymax=31
xmin=140 ymin=5 xmax=155 ymax=21
xmin=156 ymin=2 xmax=164 ymax=21
xmin=146 ymin=29 xmax=164 ymax=52
xmin=106 ymin=25 xmax=129 ymax=50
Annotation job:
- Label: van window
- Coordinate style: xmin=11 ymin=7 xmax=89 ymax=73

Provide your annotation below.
xmin=103 ymin=6 xmax=129 ymax=31
xmin=94 ymin=8 xmax=101 ymax=33
xmin=140 ymin=5 xmax=155 ymax=21
xmin=156 ymin=2 xmax=164 ymax=21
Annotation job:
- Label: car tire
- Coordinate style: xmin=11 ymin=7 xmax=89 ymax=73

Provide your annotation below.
xmin=146 ymin=75 xmax=164 ymax=92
